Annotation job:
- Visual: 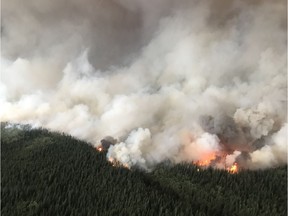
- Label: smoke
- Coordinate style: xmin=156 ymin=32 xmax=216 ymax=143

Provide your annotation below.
xmin=1 ymin=0 xmax=287 ymax=170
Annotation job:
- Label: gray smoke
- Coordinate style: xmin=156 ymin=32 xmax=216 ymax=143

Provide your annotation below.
xmin=1 ymin=0 xmax=287 ymax=170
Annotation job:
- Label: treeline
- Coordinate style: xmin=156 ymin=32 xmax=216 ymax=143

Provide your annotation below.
xmin=1 ymin=123 xmax=287 ymax=216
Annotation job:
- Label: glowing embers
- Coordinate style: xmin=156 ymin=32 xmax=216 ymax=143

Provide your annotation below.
xmin=227 ymin=163 xmax=239 ymax=174
xmin=193 ymin=154 xmax=240 ymax=174
xmin=195 ymin=159 xmax=212 ymax=167
xmin=193 ymin=153 xmax=216 ymax=167
xmin=95 ymin=136 xmax=117 ymax=152
xmin=108 ymin=157 xmax=114 ymax=164
xmin=96 ymin=146 xmax=103 ymax=152
xmin=108 ymin=157 xmax=130 ymax=170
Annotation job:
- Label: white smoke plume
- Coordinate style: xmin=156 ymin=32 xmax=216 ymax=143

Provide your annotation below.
xmin=1 ymin=0 xmax=287 ymax=170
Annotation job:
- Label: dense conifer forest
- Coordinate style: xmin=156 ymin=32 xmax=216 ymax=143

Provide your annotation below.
xmin=1 ymin=123 xmax=287 ymax=216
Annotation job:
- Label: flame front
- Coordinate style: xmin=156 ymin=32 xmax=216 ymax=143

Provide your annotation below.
xmin=227 ymin=163 xmax=238 ymax=174
xmin=195 ymin=160 xmax=210 ymax=167
xmin=193 ymin=152 xmax=240 ymax=174
xmin=194 ymin=153 xmax=216 ymax=167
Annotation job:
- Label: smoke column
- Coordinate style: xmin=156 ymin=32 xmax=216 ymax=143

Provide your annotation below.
xmin=1 ymin=0 xmax=287 ymax=170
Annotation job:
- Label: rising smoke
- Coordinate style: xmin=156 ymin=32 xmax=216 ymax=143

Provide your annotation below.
xmin=1 ymin=0 xmax=287 ymax=170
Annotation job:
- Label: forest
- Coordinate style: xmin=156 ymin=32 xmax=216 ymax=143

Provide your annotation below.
xmin=1 ymin=122 xmax=287 ymax=216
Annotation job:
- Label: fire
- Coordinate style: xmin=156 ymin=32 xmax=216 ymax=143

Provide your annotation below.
xmin=194 ymin=153 xmax=216 ymax=167
xmin=108 ymin=158 xmax=117 ymax=167
xmin=192 ymin=152 xmax=240 ymax=174
xmin=123 ymin=163 xmax=130 ymax=169
xmin=107 ymin=157 xmax=130 ymax=169
xmin=195 ymin=159 xmax=211 ymax=167
xmin=96 ymin=146 xmax=103 ymax=152
xmin=227 ymin=163 xmax=238 ymax=174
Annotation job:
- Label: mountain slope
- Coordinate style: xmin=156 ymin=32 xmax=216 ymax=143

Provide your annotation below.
xmin=1 ymin=123 xmax=287 ymax=216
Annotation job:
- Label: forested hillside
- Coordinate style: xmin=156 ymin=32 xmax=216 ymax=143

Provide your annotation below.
xmin=1 ymin=123 xmax=287 ymax=216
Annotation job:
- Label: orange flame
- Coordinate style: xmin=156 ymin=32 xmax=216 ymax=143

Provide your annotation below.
xmin=227 ymin=163 xmax=238 ymax=174
xmin=194 ymin=153 xmax=216 ymax=167
xmin=195 ymin=159 xmax=211 ymax=167
xmin=107 ymin=158 xmax=130 ymax=169
xmin=96 ymin=146 xmax=103 ymax=152
xmin=193 ymin=153 xmax=240 ymax=174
